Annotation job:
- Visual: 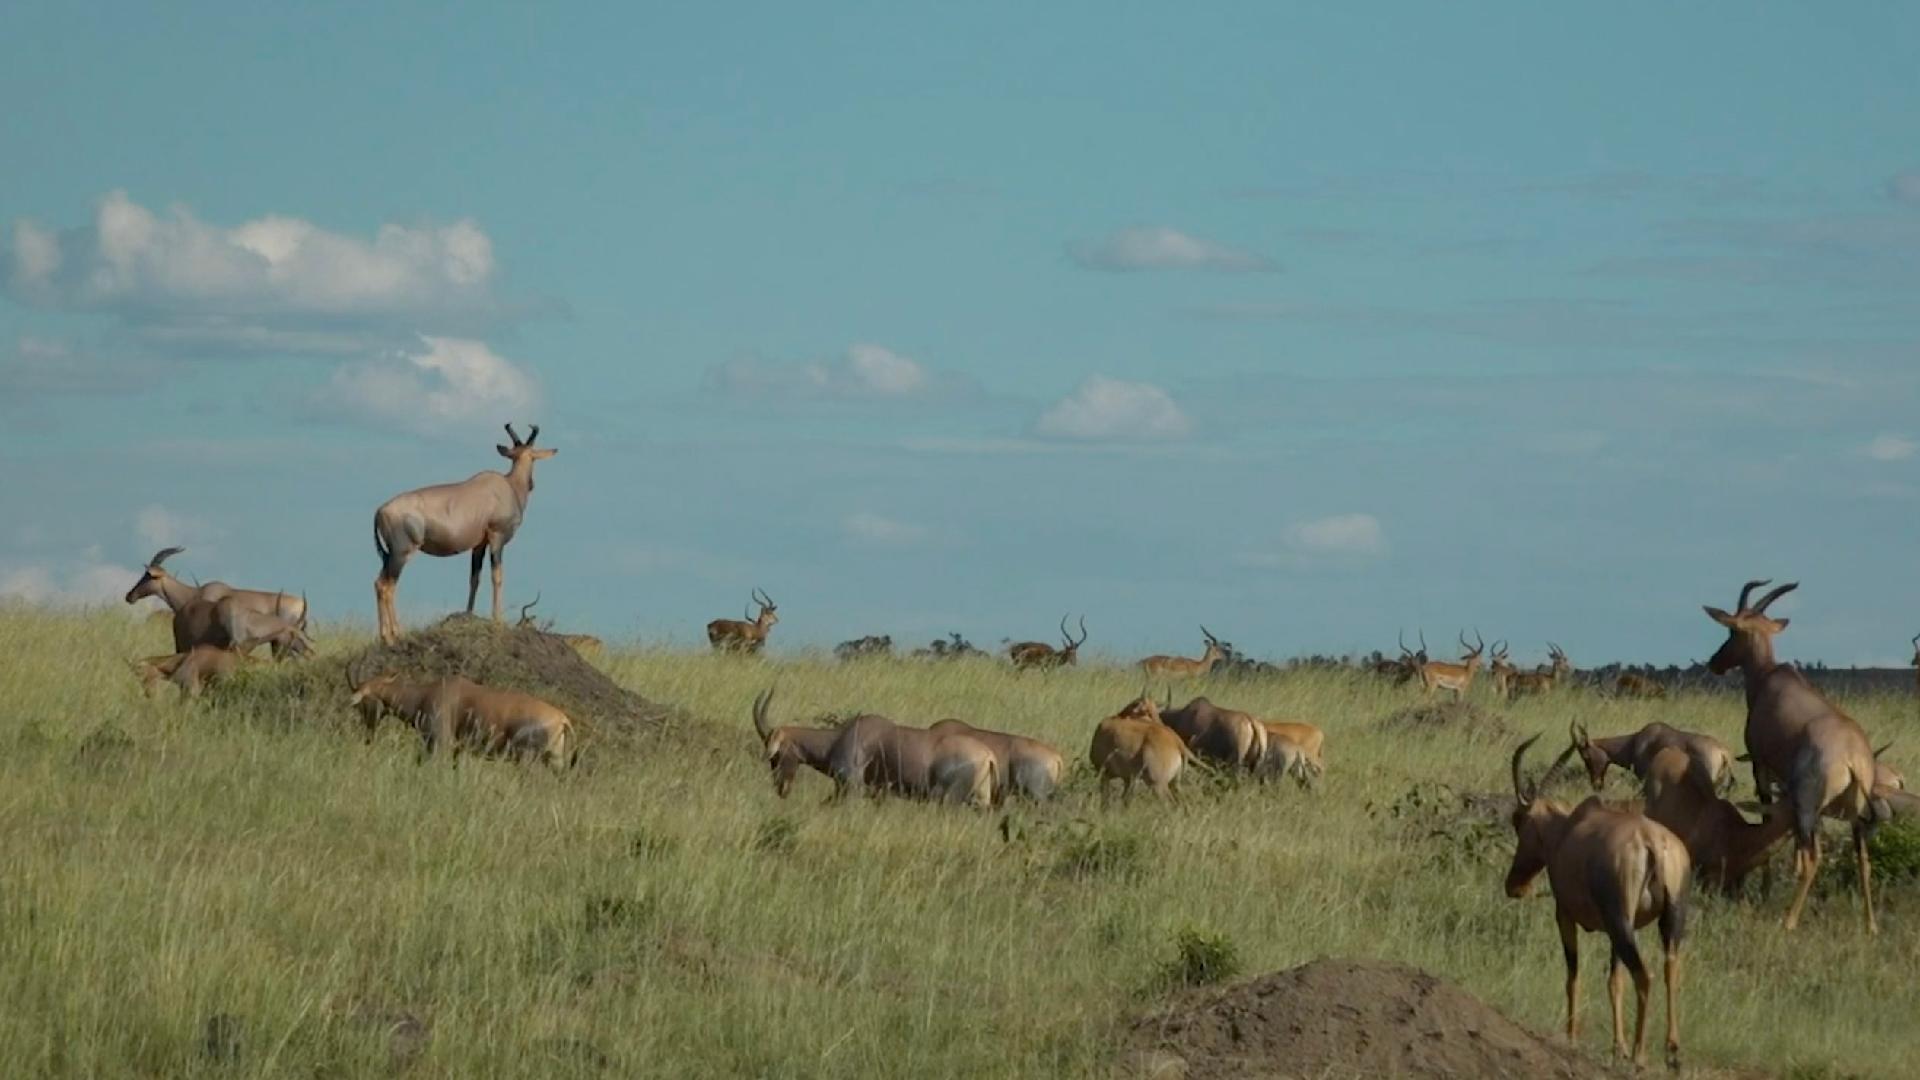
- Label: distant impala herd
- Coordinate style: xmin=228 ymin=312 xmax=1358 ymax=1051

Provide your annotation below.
xmin=107 ymin=425 xmax=1920 ymax=1070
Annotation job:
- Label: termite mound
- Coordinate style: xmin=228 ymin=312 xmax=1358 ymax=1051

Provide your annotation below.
xmin=1126 ymin=957 xmax=1614 ymax=1079
xmin=1377 ymin=700 xmax=1511 ymax=741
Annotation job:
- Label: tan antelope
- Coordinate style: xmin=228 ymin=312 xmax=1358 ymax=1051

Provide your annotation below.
xmin=1260 ymin=719 xmax=1326 ymax=780
xmin=124 ymin=547 xmax=307 ymax=651
xmin=1642 ymin=746 xmax=1793 ymax=895
xmin=1415 ymin=630 xmax=1485 ymax=699
xmin=1256 ymin=724 xmax=1320 ymax=788
xmin=1507 ymin=643 xmax=1570 ymax=698
xmin=1138 ymin=626 xmax=1227 ymax=680
xmin=1569 ymin=720 xmax=1735 ymax=797
xmin=1911 ymin=632 xmax=1919 ymax=697
xmin=346 ymin=668 xmax=455 ymax=742
xmin=1370 ymin=630 xmax=1425 ymax=683
xmin=453 ymin=683 xmax=580 ymax=771
xmin=1488 ymin=640 xmax=1516 ymax=699
xmin=750 ymin=688 xmax=839 ymax=798
xmin=824 ymin=713 xmax=995 ymax=806
xmin=1152 ymin=695 xmax=1267 ymax=774
xmin=372 ymin=423 xmax=557 ymax=644
xmin=1504 ymin=735 xmax=1690 ymax=1070
xmin=1615 ymin=672 xmax=1668 ymax=699
xmin=1090 ymin=693 xmax=1198 ymax=804
xmin=516 ymin=594 xmax=604 ymax=653
xmin=926 ymin=718 xmax=1064 ymax=802
xmin=132 ymin=646 xmax=256 ymax=699
xmin=707 ymin=588 xmax=778 ymax=653
xmin=1007 ymin=614 xmax=1086 ymax=671
xmin=1705 ymin=578 xmax=1886 ymax=932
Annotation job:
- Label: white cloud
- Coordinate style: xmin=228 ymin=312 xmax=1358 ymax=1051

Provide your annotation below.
xmin=325 ymin=336 xmax=540 ymax=431
xmin=6 ymin=190 xmax=496 ymax=319
xmin=1068 ymin=226 xmax=1274 ymax=273
xmin=1285 ymin=513 xmax=1388 ymax=556
xmin=842 ymin=511 xmax=930 ymax=547
xmin=0 ymin=556 xmax=144 ymax=610
xmin=1888 ymin=171 xmax=1920 ymax=205
xmin=1035 ymin=377 xmax=1191 ymax=441
xmin=1865 ymin=433 xmax=1917 ymax=461
xmin=135 ymin=505 xmax=217 ymax=549
xmin=710 ymin=343 xmax=966 ymax=401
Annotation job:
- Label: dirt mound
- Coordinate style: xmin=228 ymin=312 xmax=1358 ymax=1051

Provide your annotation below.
xmin=1126 ymin=958 xmax=1607 ymax=1080
xmin=1377 ymin=701 xmax=1510 ymax=740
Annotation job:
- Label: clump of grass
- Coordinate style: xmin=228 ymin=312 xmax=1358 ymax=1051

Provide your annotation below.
xmin=1053 ymin=823 xmax=1150 ymax=881
xmin=751 ymin=815 xmax=800 ymax=854
xmin=1156 ymin=926 xmax=1241 ymax=989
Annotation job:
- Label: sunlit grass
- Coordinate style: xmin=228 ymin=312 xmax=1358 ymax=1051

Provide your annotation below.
xmin=1 ymin=607 xmax=1914 ymax=1077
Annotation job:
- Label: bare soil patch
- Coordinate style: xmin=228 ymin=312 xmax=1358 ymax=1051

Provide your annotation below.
xmin=1126 ymin=957 xmax=1608 ymax=1080
xmin=1377 ymin=701 xmax=1511 ymax=740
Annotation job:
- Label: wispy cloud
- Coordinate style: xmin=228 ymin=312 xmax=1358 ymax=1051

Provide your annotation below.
xmin=710 ymin=343 xmax=972 ymax=401
xmin=1238 ymin=513 xmax=1388 ymax=570
xmin=321 ymin=336 xmax=541 ymax=433
xmin=1067 ymin=226 xmax=1273 ymax=273
xmin=842 ymin=511 xmax=931 ymax=547
xmin=1034 ymin=377 xmax=1190 ymax=441
xmin=0 ymin=547 xmax=142 ymax=610
xmin=1865 ymin=433 xmax=1917 ymax=462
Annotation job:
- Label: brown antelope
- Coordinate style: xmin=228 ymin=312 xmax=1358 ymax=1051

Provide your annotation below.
xmin=1151 ymin=695 xmax=1267 ymax=773
xmin=1488 ymin=640 xmax=1516 ymax=699
xmin=1705 ymin=578 xmax=1886 ymax=932
xmin=1615 ymin=673 xmax=1668 ymax=699
xmin=1642 ymin=746 xmax=1793 ymax=895
xmin=1090 ymin=693 xmax=1197 ymax=804
xmin=1504 ymin=735 xmax=1689 ymax=1069
xmin=1007 ymin=614 xmax=1087 ymax=671
xmin=750 ymin=688 xmax=839 ymax=798
xmin=1261 ymin=720 xmax=1326 ymax=780
xmin=824 ymin=712 xmax=994 ymax=806
xmin=1370 ymin=630 xmax=1426 ymax=683
xmin=124 ymin=547 xmax=307 ymax=651
xmin=346 ymin=668 xmax=455 ymax=742
xmin=1139 ymin=626 xmax=1227 ymax=680
xmin=132 ymin=646 xmax=256 ymax=699
xmin=707 ymin=588 xmax=778 ymax=653
xmin=372 ymin=423 xmax=557 ymax=644
xmin=1506 ymin=643 xmax=1570 ymax=698
xmin=454 ymin=683 xmax=580 ymax=771
xmin=1256 ymin=725 xmax=1318 ymax=788
xmin=1569 ymin=720 xmax=1735 ymax=797
xmin=927 ymin=732 xmax=999 ymax=809
xmin=516 ymin=594 xmax=604 ymax=653
xmin=926 ymin=718 xmax=1064 ymax=802
xmin=1911 ymin=632 xmax=1919 ymax=697
xmin=1415 ymin=630 xmax=1485 ymax=699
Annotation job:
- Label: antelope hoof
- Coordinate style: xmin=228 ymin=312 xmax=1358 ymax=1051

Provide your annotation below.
xmin=1665 ymin=1044 xmax=1681 ymax=1072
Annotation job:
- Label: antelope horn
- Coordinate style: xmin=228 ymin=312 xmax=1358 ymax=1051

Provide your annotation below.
xmin=521 ymin=592 xmax=541 ymax=623
xmin=1752 ymin=581 xmax=1798 ymax=614
xmin=298 ymin=591 xmax=309 ymax=630
xmin=1201 ymin=624 xmax=1217 ymax=645
xmin=1473 ymin=628 xmax=1485 ymax=651
xmin=525 ymin=424 xmax=539 ymax=445
xmin=1735 ymin=578 xmax=1772 ymax=612
xmin=1076 ymin=614 xmax=1088 ymax=646
xmin=1511 ymin=734 xmax=1540 ymax=804
xmin=1911 ymin=632 xmax=1920 ymax=649
xmin=1418 ymin=629 xmax=1428 ymax=655
xmin=752 ymin=688 xmax=775 ymax=742
xmin=1535 ymin=744 xmax=1578 ymax=793
xmin=147 ymin=547 xmax=185 ymax=569
xmin=1397 ymin=629 xmax=1411 ymax=657
xmin=504 ymin=423 xmax=524 ymax=446
xmin=1569 ymin=719 xmax=1589 ymax=748
xmin=1874 ymin=740 xmax=1895 ymax=759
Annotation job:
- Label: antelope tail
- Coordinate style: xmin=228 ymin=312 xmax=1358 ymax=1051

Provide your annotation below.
xmin=373 ymin=514 xmax=390 ymax=562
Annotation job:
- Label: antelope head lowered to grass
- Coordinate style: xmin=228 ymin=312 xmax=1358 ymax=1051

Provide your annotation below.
xmin=125 ymin=547 xmax=308 ymax=652
xmin=372 ymin=423 xmax=558 ymax=644
xmin=751 ymin=688 xmax=839 ymax=798
xmin=1008 ymin=615 xmax=1087 ymax=671
xmin=1705 ymin=578 xmax=1888 ymax=933
xmin=1504 ymin=735 xmax=1690 ymax=1070
xmin=1569 ymin=719 xmax=1734 ymax=797
xmin=707 ymin=588 xmax=778 ymax=653
xmin=517 ymin=594 xmax=604 ymax=653
xmin=1415 ymin=630 xmax=1484 ymax=700
xmin=1139 ymin=626 xmax=1227 ymax=680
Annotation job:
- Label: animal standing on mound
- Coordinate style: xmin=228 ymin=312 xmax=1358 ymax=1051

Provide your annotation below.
xmin=372 ymin=423 xmax=557 ymax=645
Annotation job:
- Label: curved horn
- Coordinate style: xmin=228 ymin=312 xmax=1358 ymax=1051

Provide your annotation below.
xmin=752 ymin=688 xmax=775 ymax=742
xmin=525 ymin=424 xmax=539 ymax=445
xmin=1397 ymin=629 xmax=1412 ymax=658
xmin=1735 ymin=578 xmax=1772 ymax=612
xmin=1535 ymin=745 xmax=1578 ymax=793
xmin=298 ymin=591 xmax=309 ymax=630
xmin=146 ymin=547 xmax=186 ymax=569
xmin=1473 ymin=628 xmax=1485 ymax=652
xmin=1418 ymin=629 xmax=1428 ymax=655
xmin=1200 ymin=625 xmax=1217 ymax=645
xmin=1752 ymin=581 xmax=1798 ymax=614
xmin=1511 ymin=734 xmax=1541 ymax=804
xmin=504 ymin=423 xmax=523 ymax=446
xmin=1874 ymin=740 xmax=1895 ymax=759
xmin=753 ymin=587 xmax=774 ymax=609
xmin=1912 ymin=632 xmax=1920 ymax=650
xmin=1075 ymin=614 xmax=1089 ymax=647
xmin=520 ymin=592 xmax=541 ymax=624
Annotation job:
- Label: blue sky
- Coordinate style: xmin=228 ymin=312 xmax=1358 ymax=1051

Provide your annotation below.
xmin=4 ymin=2 xmax=1918 ymax=664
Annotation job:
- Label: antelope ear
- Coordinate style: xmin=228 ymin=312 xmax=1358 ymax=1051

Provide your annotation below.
xmin=1702 ymin=606 xmax=1736 ymax=627
xmin=1769 ymin=617 xmax=1790 ymax=632
xmin=532 ymin=447 xmax=558 ymax=460
xmin=497 ymin=444 xmax=514 ymax=458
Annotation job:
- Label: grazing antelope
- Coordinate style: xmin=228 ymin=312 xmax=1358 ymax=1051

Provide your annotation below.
xmin=1256 ymin=727 xmax=1316 ymax=788
xmin=1705 ymin=578 xmax=1887 ymax=932
xmin=707 ymin=589 xmax=778 ymax=653
xmin=1139 ymin=626 xmax=1227 ymax=680
xmin=125 ymin=547 xmax=308 ymax=651
xmin=516 ymin=594 xmax=603 ymax=653
xmin=132 ymin=646 xmax=255 ymax=699
xmin=824 ymin=713 xmax=993 ymax=805
xmin=372 ymin=423 xmax=557 ymax=644
xmin=1615 ymin=673 xmax=1668 ymax=699
xmin=346 ymin=669 xmax=456 ymax=742
xmin=1089 ymin=694 xmax=1197 ymax=804
xmin=453 ymin=683 xmax=580 ymax=771
xmin=1504 ymin=735 xmax=1690 ymax=1069
xmin=926 ymin=718 xmax=1064 ymax=802
xmin=1152 ymin=695 xmax=1267 ymax=774
xmin=1260 ymin=720 xmax=1326 ymax=780
xmin=1569 ymin=720 xmax=1735 ymax=797
xmin=1642 ymin=747 xmax=1793 ymax=895
xmin=1874 ymin=742 xmax=1904 ymax=792
xmin=750 ymin=688 xmax=839 ymax=798
xmin=928 ymin=732 xmax=999 ymax=809
xmin=1415 ymin=630 xmax=1485 ymax=700
xmin=1007 ymin=615 xmax=1087 ymax=671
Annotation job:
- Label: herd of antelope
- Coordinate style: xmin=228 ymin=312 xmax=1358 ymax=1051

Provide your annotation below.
xmin=107 ymin=427 xmax=1920 ymax=1070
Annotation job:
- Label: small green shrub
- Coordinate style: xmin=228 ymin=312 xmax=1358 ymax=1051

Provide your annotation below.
xmin=1053 ymin=824 xmax=1149 ymax=881
xmin=1157 ymin=926 xmax=1241 ymax=988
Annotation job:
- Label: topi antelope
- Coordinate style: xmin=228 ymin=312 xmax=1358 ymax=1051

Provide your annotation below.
xmin=346 ymin=668 xmax=456 ymax=743
xmin=1007 ymin=614 xmax=1087 ymax=671
xmin=926 ymin=718 xmax=1064 ymax=802
xmin=1151 ymin=695 xmax=1267 ymax=774
xmin=132 ymin=646 xmax=256 ymax=699
xmin=824 ymin=713 xmax=995 ymax=807
xmin=750 ymin=688 xmax=839 ymax=798
xmin=125 ymin=547 xmax=307 ymax=652
xmin=1705 ymin=578 xmax=1887 ymax=933
xmin=1642 ymin=746 xmax=1793 ymax=896
xmin=372 ymin=423 xmax=558 ymax=645
xmin=1569 ymin=720 xmax=1735 ymax=797
xmin=516 ymin=594 xmax=603 ymax=653
xmin=1504 ymin=735 xmax=1690 ymax=1069
xmin=1138 ymin=626 xmax=1227 ymax=680
xmin=1090 ymin=693 xmax=1197 ymax=804
xmin=1615 ymin=672 xmax=1668 ymax=699
xmin=707 ymin=589 xmax=778 ymax=653
xmin=1415 ymin=630 xmax=1485 ymax=700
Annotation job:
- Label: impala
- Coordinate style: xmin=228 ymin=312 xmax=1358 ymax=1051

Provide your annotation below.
xmin=1007 ymin=615 xmax=1087 ymax=671
xmin=516 ymin=594 xmax=603 ymax=652
xmin=1614 ymin=673 xmax=1667 ymax=699
xmin=372 ymin=423 xmax=557 ymax=644
xmin=1415 ymin=630 xmax=1485 ymax=699
xmin=1089 ymin=693 xmax=1196 ymax=804
xmin=707 ymin=588 xmax=778 ymax=653
xmin=1139 ymin=627 xmax=1227 ymax=680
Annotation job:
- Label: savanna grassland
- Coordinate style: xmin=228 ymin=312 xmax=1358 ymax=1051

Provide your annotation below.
xmin=2 ymin=609 xmax=1917 ymax=1078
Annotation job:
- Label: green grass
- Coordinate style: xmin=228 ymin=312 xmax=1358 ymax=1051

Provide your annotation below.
xmin=3 ymin=608 xmax=1917 ymax=1078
